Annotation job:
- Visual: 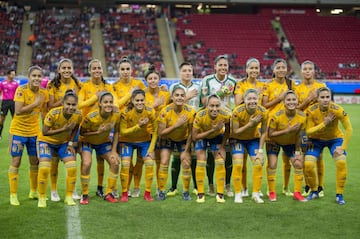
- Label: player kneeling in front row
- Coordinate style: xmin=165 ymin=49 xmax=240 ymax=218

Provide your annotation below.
xmin=267 ymin=90 xmax=307 ymax=202
xmin=79 ymin=92 xmax=120 ymax=204
xmin=37 ymin=90 xmax=82 ymax=208
xmin=231 ymin=89 xmax=267 ymax=204
xmin=193 ymin=94 xmax=231 ymax=203
xmin=304 ymin=87 xmax=352 ymax=205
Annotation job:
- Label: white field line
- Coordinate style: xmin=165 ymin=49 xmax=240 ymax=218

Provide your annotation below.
xmin=66 ymin=204 xmax=83 ymax=239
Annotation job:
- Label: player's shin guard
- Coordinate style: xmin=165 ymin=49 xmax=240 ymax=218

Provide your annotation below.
xmin=8 ymin=166 xmax=19 ymax=194
xmin=182 ymin=167 xmax=191 ymax=192
xmin=65 ymin=161 xmax=77 ymax=197
xmin=158 ymin=164 xmax=169 ymax=191
xmin=232 ymin=158 xmax=243 ymax=193
xmin=317 ymin=155 xmax=325 ymax=188
xmin=50 ymin=157 xmax=59 ymax=191
xmin=80 ymin=174 xmax=90 ymax=195
xmin=304 ymin=156 xmax=317 ymax=191
xmin=282 ymin=154 xmax=291 ymax=189
xmin=294 ymin=168 xmax=304 ymax=193
xmin=29 ymin=164 xmax=38 ymax=192
xmin=38 ymin=161 xmax=51 ymax=198
xmin=144 ymin=159 xmax=154 ymax=193
xmin=335 ymin=155 xmax=347 ymax=194
xmin=196 ymin=160 xmax=206 ymax=194
xmin=267 ymin=168 xmax=277 ymax=192
xmin=106 ymin=171 xmax=118 ymax=195
xmin=120 ymin=160 xmax=130 ymax=193
xmin=252 ymin=160 xmax=263 ymax=193
xmin=215 ymin=158 xmax=225 ymax=194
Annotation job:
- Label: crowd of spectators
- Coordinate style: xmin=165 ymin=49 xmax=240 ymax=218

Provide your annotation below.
xmin=31 ymin=8 xmax=92 ymax=77
xmin=100 ymin=7 xmax=165 ymax=78
xmin=0 ymin=4 xmax=23 ymax=76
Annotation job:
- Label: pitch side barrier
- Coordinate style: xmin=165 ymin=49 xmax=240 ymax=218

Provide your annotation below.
xmin=2 ymin=77 xmax=360 ymax=104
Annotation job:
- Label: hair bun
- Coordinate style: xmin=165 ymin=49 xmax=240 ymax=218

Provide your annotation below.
xmin=148 ymin=64 xmax=156 ymax=72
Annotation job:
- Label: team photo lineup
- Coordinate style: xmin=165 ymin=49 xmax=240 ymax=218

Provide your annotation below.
xmin=3 ymin=53 xmax=352 ymax=208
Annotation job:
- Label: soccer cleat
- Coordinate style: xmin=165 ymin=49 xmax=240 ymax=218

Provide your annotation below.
xmin=166 ymin=188 xmax=178 ymax=196
xmin=258 ymin=191 xmax=264 ymax=197
xmin=64 ymin=196 xmax=76 ymax=206
xmin=120 ymin=192 xmax=129 ymax=202
xmin=225 ymin=184 xmax=234 ymax=197
xmin=38 ymin=197 xmax=47 ymax=208
xmin=208 ymin=184 xmax=216 ymax=196
xmin=252 ymin=192 xmax=264 ymax=204
xmin=144 ymin=191 xmax=153 ymax=201
xmin=336 ymin=194 xmax=345 ymax=205
xmin=29 ymin=191 xmax=39 ymax=199
xmin=127 ymin=190 xmax=132 ymax=197
xmin=234 ymin=193 xmax=243 ymax=203
xmin=80 ymin=195 xmax=89 ymax=205
xmin=269 ymin=191 xmax=277 ymax=202
xmin=104 ymin=193 xmax=118 ymax=203
xmin=196 ymin=194 xmax=205 ymax=203
xmin=95 ymin=186 xmax=105 ymax=199
xmin=10 ymin=194 xmax=20 ymax=206
xmin=293 ymin=192 xmax=307 ymax=202
xmin=51 ymin=190 xmax=61 ymax=202
xmin=241 ymin=189 xmax=249 ymax=197
xmin=302 ymin=185 xmax=310 ymax=196
xmin=318 ymin=186 xmax=325 ymax=198
xmin=72 ymin=190 xmax=81 ymax=200
xmin=132 ymin=188 xmax=140 ymax=198
xmin=182 ymin=191 xmax=192 ymax=201
xmin=112 ymin=190 xmax=119 ymax=199
xmin=156 ymin=191 xmax=166 ymax=201
xmin=216 ymin=194 xmax=226 ymax=203
xmin=306 ymin=191 xmax=319 ymax=201
xmin=282 ymin=188 xmax=293 ymax=197
xmin=192 ymin=188 xmax=198 ymax=196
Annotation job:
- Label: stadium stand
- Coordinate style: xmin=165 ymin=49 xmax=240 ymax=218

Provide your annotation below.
xmin=176 ymin=13 xmax=285 ymax=79
xmin=0 ymin=5 xmax=23 ymax=75
xmin=100 ymin=8 xmax=165 ymax=78
xmin=280 ymin=15 xmax=360 ymax=80
xmin=31 ymin=8 xmax=92 ymax=77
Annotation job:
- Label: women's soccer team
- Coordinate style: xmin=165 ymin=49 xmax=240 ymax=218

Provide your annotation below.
xmin=6 ymin=55 xmax=352 ymax=207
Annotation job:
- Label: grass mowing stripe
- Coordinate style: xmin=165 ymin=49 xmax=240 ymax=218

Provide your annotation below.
xmin=66 ymin=204 xmax=82 ymax=239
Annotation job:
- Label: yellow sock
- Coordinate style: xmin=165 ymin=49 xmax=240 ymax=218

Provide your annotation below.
xmin=317 ymin=156 xmax=325 ymax=187
xmin=155 ymin=159 xmax=160 ymax=188
xmin=97 ymin=160 xmax=105 ymax=188
xmin=215 ymin=158 xmax=225 ymax=194
xmin=294 ymin=168 xmax=304 ymax=193
xmin=282 ymin=154 xmax=291 ymax=189
xmin=267 ymin=168 xmax=277 ymax=192
xmin=144 ymin=159 xmax=154 ymax=192
xmin=182 ymin=167 xmax=191 ymax=192
xmin=120 ymin=159 xmax=130 ymax=193
xmin=38 ymin=161 xmax=51 ymax=198
xmin=65 ymin=161 xmax=77 ymax=197
xmin=106 ymin=171 xmax=118 ymax=195
xmin=158 ymin=164 xmax=169 ymax=191
xmin=335 ymin=155 xmax=347 ymax=194
xmin=81 ymin=174 xmax=90 ymax=195
xmin=252 ymin=160 xmax=263 ymax=193
xmin=232 ymin=158 xmax=243 ymax=193
xmin=8 ymin=166 xmax=19 ymax=194
xmin=196 ymin=160 xmax=206 ymax=194
xmin=242 ymin=155 xmax=248 ymax=190
xmin=304 ymin=156 xmax=317 ymax=191
xmin=134 ymin=159 xmax=144 ymax=189
xmin=29 ymin=165 xmax=38 ymax=192
xmin=50 ymin=157 xmax=59 ymax=191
